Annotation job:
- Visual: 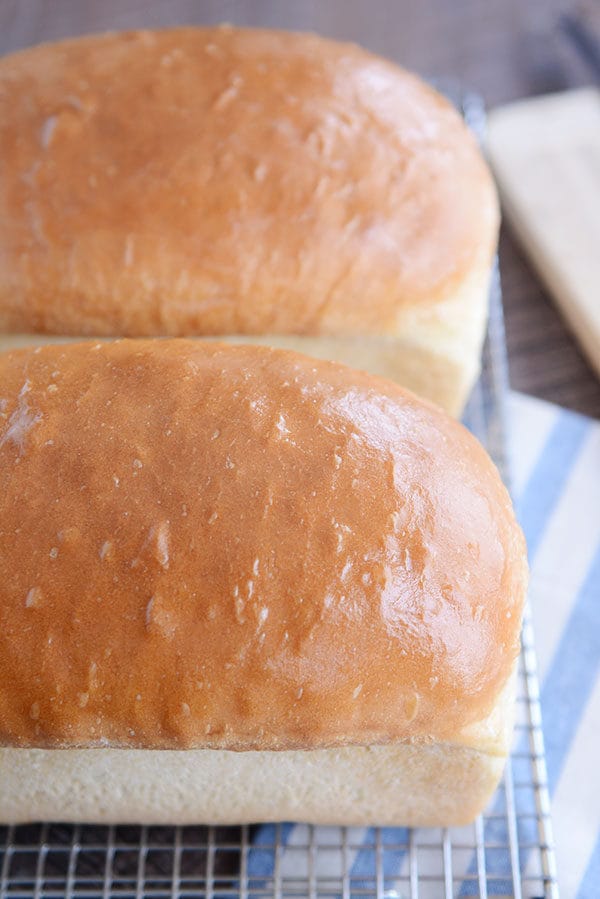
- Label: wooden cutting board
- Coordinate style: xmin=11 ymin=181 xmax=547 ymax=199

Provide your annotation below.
xmin=487 ymin=88 xmax=600 ymax=380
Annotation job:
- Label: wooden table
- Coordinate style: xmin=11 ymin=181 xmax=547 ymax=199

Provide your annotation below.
xmin=3 ymin=0 xmax=600 ymax=417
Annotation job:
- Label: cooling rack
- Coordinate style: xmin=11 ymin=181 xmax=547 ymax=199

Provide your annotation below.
xmin=0 ymin=92 xmax=559 ymax=899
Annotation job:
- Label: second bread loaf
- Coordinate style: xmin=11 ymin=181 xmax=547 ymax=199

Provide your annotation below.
xmin=0 ymin=27 xmax=499 ymax=414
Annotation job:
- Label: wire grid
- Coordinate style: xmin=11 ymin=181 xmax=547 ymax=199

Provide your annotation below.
xmin=0 ymin=93 xmax=559 ymax=899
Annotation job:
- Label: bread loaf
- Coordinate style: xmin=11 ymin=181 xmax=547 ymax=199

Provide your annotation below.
xmin=0 ymin=339 xmax=526 ymax=824
xmin=0 ymin=27 xmax=499 ymax=415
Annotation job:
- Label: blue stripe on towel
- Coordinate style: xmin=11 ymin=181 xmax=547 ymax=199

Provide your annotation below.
xmin=578 ymin=831 xmax=600 ymax=899
xmin=349 ymin=827 xmax=408 ymax=889
xmin=516 ymin=409 xmax=589 ymax=553
xmin=246 ymin=822 xmax=295 ymax=880
xmin=541 ymin=541 xmax=600 ymax=793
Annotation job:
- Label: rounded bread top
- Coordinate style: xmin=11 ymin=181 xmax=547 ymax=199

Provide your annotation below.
xmin=0 ymin=339 xmax=526 ymax=750
xmin=0 ymin=27 xmax=498 ymax=336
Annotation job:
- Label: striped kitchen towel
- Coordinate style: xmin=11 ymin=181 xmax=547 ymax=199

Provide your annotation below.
xmin=245 ymin=391 xmax=600 ymax=899
xmin=510 ymin=392 xmax=600 ymax=898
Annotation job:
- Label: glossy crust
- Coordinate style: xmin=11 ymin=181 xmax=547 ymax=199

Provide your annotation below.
xmin=0 ymin=27 xmax=498 ymax=337
xmin=0 ymin=340 xmax=527 ymax=751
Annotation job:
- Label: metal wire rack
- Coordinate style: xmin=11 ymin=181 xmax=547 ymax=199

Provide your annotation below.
xmin=0 ymin=93 xmax=559 ymax=899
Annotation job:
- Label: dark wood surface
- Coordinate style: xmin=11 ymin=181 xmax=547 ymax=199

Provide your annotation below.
xmin=2 ymin=0 xmax=600 ymax=417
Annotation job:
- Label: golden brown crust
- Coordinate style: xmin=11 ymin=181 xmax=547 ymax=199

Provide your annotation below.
xmin=0 ymin=27 xmax=498 ymax=337
xmin=0 ymin=340 xmax=526 ymax=751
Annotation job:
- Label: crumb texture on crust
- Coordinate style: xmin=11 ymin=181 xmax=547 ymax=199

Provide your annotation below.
xmin=0 ymin=26 xmax=498 ymax=337
xmin=0 ymin=340 xmax=526 ymax=751
xmin=0 ymin=742 xmax=506 ymax=826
